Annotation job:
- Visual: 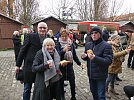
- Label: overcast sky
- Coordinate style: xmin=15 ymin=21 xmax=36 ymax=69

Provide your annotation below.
xmin=39 ymin=0 xmax=134 ymax=17
xmin=119 ymin=0 xmax=134 ymax=14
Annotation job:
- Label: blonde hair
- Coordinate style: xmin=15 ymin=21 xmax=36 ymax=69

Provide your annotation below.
xmin=47 ymin=30 xmax=54 ymax=37
xmin=60 ymin=27 xmax=69 ymax=36
xmin=43 ymin=38 xmax=55 ymax=47
xmin=13 ymin=31 xmax=19 ymax=35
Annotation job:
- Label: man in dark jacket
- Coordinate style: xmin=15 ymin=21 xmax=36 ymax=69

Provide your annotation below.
xmin=15 ymin=22 xmax=49 ymax=100
xmin=102 ymin=28 xmax=109 ymax=41
xmin=81 ymin=26 xmax=113 ymax=100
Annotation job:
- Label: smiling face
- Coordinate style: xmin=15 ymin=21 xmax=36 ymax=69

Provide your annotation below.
xmin=43 ymin=38 xmax=55 ymax=53
xmin=37 ymin=22 xmax=48 ymax=37
xmin=45 ymin=44 xmax=55 ymax=53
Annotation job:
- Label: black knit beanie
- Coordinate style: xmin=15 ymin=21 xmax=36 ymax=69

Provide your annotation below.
xmin=90 ymin=26 xmax=102 ymax=34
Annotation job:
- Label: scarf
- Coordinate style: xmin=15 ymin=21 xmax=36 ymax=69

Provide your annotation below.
xmin=112 ymin=42 xmax=125 ymax=62
xmin=42 ymin=47 xmax=60 ymax=87
xmin=59 ymin=38 xmax=72 ymax=48
xmin=59 ymin=38 xmax=73 ymax=63
xmin=118 ymin=43 xmax=125 ymax=62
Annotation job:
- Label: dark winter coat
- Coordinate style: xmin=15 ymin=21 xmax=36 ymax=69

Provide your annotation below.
xmin=16 ymin=32 xmax=49 ymax=83
xmin=83 ymin=39 xmax=113 ymax=80
xmin=32 ymin=50 xmax=61 ymax=100
xmin=12 ymin=35 xmax=21 ymax=62
xmin=102 ymin=29 xmax=109 ymax=41
xmin=85 ymin=33 xmax=92 ymax=44
xmin=55 ymin=42 xmax=81 ymax=80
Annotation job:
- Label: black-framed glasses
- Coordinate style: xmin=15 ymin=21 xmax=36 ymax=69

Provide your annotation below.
xmin=91 ymin=31 xmax=98 ymax=34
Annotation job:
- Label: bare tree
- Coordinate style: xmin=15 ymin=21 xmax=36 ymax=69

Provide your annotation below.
xmin=0 ymin=0 xmax=42 ymax=26
xmin=107 ymin=0 xmax=124 ymax=21
xmin=94 ymin=0 xmax=108 ymax=21
xmin=76 ymin=0 xmax=108 ymax=21
xmin=0 ymin=0 xmax=14 ymax=18
xmin=7 ymin=0 xmax=14 ymax=18
xmin=13 ymin=0 xmax=42 ymax=26
xmin=76 ymin=0 xmax=90 ymax=21
xmin=44 ymin=0 xmax=77 ymax=21
xmin=0 ymin=0 xmax=7 ymax=15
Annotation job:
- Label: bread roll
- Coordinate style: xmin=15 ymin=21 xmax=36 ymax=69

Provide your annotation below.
xmin=127 ymin=47 xmax=131 ymax=49
xmin=59 ymin=60 xmax=70 ymax=66
xmin=87 ymin=50 xmax=93 ymax=54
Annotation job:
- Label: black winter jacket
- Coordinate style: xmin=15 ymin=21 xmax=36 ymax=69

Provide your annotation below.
xmin=16 ymin=33 xmax=49 ymax=83
xmin=82 ymin=39 xmax=113 ymax=80
xmin=55 ymin=41 xmax=81 ymax=80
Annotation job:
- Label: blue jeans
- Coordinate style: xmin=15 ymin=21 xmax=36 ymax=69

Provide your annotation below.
xmin=106 ymin=74 xmax=117 ymax=88
xmin=23 ymin=83 xmax=32 ymax=100
xmin=89 ymin=78 xmax=106 ymax=100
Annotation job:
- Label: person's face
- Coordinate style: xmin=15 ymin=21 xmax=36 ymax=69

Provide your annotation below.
xmin=60 ymin=33 xmax=69 ymax=41
xmin=16 ymin=32 xmax=20 ymax=36
xmin=45 ymin=44 xmax=55 ymax=53
xmin=37 ymin=23 xmax=48 ymax=37
xmin=126 ymin=32 xmax=132 ymax=38
xmin=91 ymin=31 xmax=101 ymax=41
xmin=114 ymin=38 xmax=120 ymax=44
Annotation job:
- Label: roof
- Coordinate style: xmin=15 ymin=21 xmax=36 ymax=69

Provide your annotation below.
xmin=119 ymin=21 xmax=134 ymax=27
xmin=106 ymin=13 xmax=134 ymax=22
xmin=78 ymin=21 xmax=120 ymax=26
xmin=32 ymin=16 xmax=67 ymax=25
xmin=0 ymin=13 xmax=23 ymax=24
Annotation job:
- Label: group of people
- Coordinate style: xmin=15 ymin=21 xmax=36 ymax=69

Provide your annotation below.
xmin=12 ymin=28 xmax=30 ymax=62
xmin=13 ymin=22 xmax=83 ymax=100
xmin=12 ymin=22 xmax=134 ymax=100
xmin=82 ymin=26 xmax=133 ymax=100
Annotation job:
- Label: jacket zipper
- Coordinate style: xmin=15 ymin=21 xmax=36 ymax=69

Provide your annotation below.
xmin=90 ymin=44 xmax=95 ymax=78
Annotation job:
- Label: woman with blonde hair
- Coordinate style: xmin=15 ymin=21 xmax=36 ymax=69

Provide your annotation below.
xmin=47 ymin=29 xmax=54 ymax=40
xmin=12 ymin=30 xmax=21 ymax=62
xmin=32 ymin=38 xmax=62 ymax=100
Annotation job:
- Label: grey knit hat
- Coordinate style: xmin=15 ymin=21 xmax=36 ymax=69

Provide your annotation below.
xmin=111 ymin=34 xmax=120 ymax=41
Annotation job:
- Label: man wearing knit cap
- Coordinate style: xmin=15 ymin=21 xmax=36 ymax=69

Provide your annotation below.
xmin=81 ymin=26 xmax=113 ymax=100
